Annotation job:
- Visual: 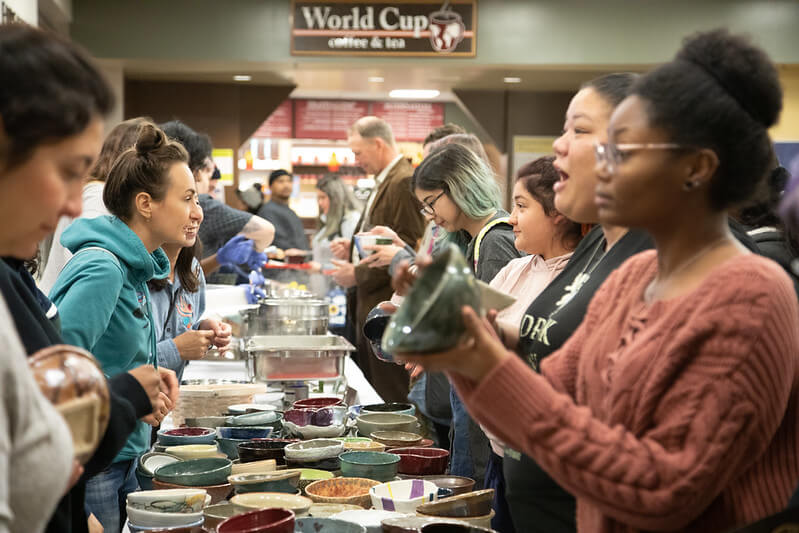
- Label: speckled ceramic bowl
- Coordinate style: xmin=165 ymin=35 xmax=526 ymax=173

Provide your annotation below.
xmin=304 ymin=478 xmax=381 ymax=509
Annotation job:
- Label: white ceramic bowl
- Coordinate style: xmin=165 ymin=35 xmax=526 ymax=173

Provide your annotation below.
xmin=230 ymin=492 xmax=313 ymax=517
xmin=127 ymin=489 xmax=209 ymax=514
xmin=284 ymin=439 xmax=345 ymax=462
xmin=125 ymin=505 xmax=204 ymax=528
xmin=355 ymin=414 xmax=419 ymax=437
xmin=140 ymin=452 xmax=182 ymax=476
xmin=330 ymin=509 xmax=411 ymax=533
xmin=283 ymin=421 xmax=347 ymax=439
xmin=164 ymin=444 xmax=222 ymax=461
xmin=370 ymin=480 xmax=438 ymax=513
xmin=230 ymin=458 xmax=277 ymax=475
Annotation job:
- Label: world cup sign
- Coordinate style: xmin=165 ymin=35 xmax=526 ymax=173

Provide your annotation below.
xmin=291 ymin=0 xmax=477 ymax=57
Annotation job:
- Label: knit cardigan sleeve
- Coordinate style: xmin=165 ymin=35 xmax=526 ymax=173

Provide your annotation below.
xmin=451 ymin=254 xmax=799 ymax=530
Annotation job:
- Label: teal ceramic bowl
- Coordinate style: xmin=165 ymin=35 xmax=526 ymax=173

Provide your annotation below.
xmin=154 ymin=457 xmax=232 ymax=487
xmin=228 ymin=470 xmax=302 ymax=494
xmin=338 ymin=451 xmax=400 ymax=482
xmin=217 ymin=437 xmax=252 ymax=460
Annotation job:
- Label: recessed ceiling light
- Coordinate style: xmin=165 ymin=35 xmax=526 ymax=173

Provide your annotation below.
xmin=389 ymin=89 xmax=440 ymax=99
xmin=368 ymin=76 xmax=385 ymax=83
xmin=504 ymin=77 xmax=522 ymax=83
xmin=233 ymin=75 xmax=252 ymax=81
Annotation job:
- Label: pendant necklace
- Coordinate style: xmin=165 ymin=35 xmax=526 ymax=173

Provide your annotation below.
xmin=550 ymin=236 xmax=607 ymax=318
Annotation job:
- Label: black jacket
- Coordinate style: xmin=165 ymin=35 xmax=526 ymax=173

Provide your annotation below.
xmin=0 ymin=259 xmax=152 ymax=533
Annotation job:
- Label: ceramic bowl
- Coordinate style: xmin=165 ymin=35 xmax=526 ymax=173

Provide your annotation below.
xmin=137 ymin=469 xmax=155 ymax=491
xmin=360 ymin=403 xmax=416 ymax=417
xmin=336 ymin=438 xmax=386 ymax=453
xmin=382 ymin=244 xmax=481 ymax=355
xmin=369 ymin=432 xmax=423 ymax=449
xmin=284 ymin=406 xmax=347 ymax=427
xmin=217 ymin=438 xmax=253 ymax=460
xmin=227 ymin=403 xmax=279 ymax=415
xmin=203 ymin=502 xmax=245 ymax=531
xmin=127 ymin=519 xmax=205 ymax=533
xmin=230 ymin=492 xmax=313 ymax=517
xmin=298 ymin=469 xmax=335 ymax=493
xmin=286 ymin=456 xmax=341 ymax=471
xmin=390 ymin=448 xmax=449 ymax=476
xmin=151 ymin=479 xmax=233 ymax=505
xmin=418 ymin=439 xmax=434 ymax=448
xmin=295 ymin=517 xmax=367 ymax=533
xmin=139 ymin=452 xmax=183 ymax=476
xmin=355 ymin=414 xmax=419 ymax=437
xmin=379 ymin=516 xmax=475 ymax=533
xmin=125 ymin=505 xmax=204 ymax=528
xmin=436 ymin=488 xmax=454 ymax=500
xmin=154 ymin=457 xmax=232 ymax=487
xmin=420 ymin=476 xmax=475 ymax=496
xmin=127 ymin=488 xmax=209 ymax=513
xmin=217 ymin=426 xmax=273 ymax=440
xmin=308 ymin=504 xmax=364 ymax=518
xmin=231 ymin=458 xmax=277 ymax=475
xmin=284 ymin=439 xmax=345 ymax=463
xmin=329 ymin=510 xmax=410 ymax=533
xmin=292 ymin=397 xmax=343 ymax=409
xmin=28 ymin=344 xmax=111 ymax=464
xmin=304 ymin=478 xmax=381 ymax=509
xmin=362 ymin=306 xmax=392 ymax=359
xmin=227 ymin=411 xmax=280 ymax=427
xmin=157 ymin=427 xmax=217 ymax=447
xmin=184 ymin=415 xmax=228 ymax=428
xmin=414 ymin=489 xmax=494 ymax=519
xmin=284 ymin=422 xmax=347 ymax=440
xmin=338 ymin=452 xmax=400 ymax=482
xmin=370 ymin=480 xmax=438 ymax=514
xmin=217 ymin=508 xmax=295 ymax=533
xmin=417 ymin=511 xmax=494 ymax=530
xmin=164 ymin=444 xmax=222 ymax=461
xmin=228 ymin=470 xmax=301 ymax=494
xmin=420 ymin=522 xmax=495 ymax=532
xmin=238 ymin=439 xmax=300 ymax=465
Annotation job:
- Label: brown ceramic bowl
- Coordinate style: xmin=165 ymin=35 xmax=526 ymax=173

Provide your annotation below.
xmin=238 ymin=439 xmax=300 ymax=465
xmin=380 ymin=516 xmax=476 ymax=533
xmin=151 ymin=478 xmax=233 ymax=505
xmin=304 ymin=477 xmax=381 ymax=509
xmin=217 ymin=508 xmax=295 ymax=533
xmin=391 ymin=447 xmax=449 ymax=476
xmin=370 ymin=431 xmax=423 ymax=448
xmin=415 ymin=489 xmax=494 ymax=519
xmin=28 ymin=344 xmax=110 ymax=464
xmin=420 ymin=475 xmax=476 ymax=496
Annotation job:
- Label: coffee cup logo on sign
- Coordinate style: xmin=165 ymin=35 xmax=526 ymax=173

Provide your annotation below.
xmin=428 ymin=3 xmax=465 ymax=53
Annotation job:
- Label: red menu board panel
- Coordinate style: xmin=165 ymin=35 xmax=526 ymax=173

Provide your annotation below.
xmin=372 ymin=101 xmax=444 ymax=141
xmin=254 ymin=99 xmax=293 ymax=138
xmin=294 ymin=99 xmax=371 ymax=140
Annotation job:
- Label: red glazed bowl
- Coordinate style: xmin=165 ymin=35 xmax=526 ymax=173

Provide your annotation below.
xmin=292 ymin=397 xmax=343 ymax=410
xmin=217 ymin=508 xmax=295 ymax=533
xmin=391 ymin=447 xmax=449 ymax=476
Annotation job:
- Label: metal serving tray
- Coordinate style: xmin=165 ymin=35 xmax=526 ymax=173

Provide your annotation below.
xmin=245 ymin=335 xmax=355 ymax=382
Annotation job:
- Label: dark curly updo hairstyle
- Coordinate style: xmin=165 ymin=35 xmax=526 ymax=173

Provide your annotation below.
xmin=0 ymin=24 xmax=113 ymax=170
xmin=159 ymin=120 xmax=213 ymax=174
xmin=516 ymin=156 xmax=582 ymax=251
xmin=632 ymin=29 xmax=782 ymax=210
xmin=103 ymin=122 xmax=189 ymax=221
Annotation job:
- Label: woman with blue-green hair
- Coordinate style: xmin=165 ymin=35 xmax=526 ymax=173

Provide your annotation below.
xmin=410 ymin=141 xmax=522 ymax=490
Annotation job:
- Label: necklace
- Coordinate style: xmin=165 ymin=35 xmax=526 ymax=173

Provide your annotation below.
xmin=644 ymin=236 xmax=731 ymax=303
xmin=550 ymin=236 xmax=607 ymax=317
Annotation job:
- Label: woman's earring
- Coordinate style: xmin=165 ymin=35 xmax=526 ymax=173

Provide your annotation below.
xmin=683 ymin=180 xmax=700 ymax=191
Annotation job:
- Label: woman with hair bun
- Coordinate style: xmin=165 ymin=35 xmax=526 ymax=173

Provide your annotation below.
xmin=50 ymin=122 xmax=203 ymax=532
xmin=400 ymin=29 xmax=799 ymax=532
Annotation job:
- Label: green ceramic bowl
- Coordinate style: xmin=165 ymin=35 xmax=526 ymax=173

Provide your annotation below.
xmin=228 ymin=470 xmax=301 ymax=494
xmin=154 ymin=457 xmax=232 ymax=487
xmin=382 ymin=244 xmax=481 ymax=354
xmin=338 ymin=451 xmax=400 ymax=482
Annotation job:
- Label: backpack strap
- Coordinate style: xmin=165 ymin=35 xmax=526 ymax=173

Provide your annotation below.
xmin=473 ymin=217 xmax=511 ymax=270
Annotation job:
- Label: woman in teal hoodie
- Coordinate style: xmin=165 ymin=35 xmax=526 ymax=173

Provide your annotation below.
xmin=50 ymin=122 xmax=204 ymax=533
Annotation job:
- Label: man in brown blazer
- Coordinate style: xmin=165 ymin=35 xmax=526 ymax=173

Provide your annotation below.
xmin=331 ymin=116 xmax=425 ymax=402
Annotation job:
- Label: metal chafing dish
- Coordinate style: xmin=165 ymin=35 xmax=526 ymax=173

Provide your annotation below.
xmin=239 ymin=298 xmax=330 ymax=337
xmin=245 ymin=335 xmax=355 ymax=382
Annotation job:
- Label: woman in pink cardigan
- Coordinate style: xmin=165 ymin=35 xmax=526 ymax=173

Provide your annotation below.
xmin=399 ymin=29 xmax=799 ymax=533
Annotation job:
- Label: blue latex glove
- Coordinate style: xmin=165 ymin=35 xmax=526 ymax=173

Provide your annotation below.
xmin=249 ymin=270 xmax=266 ymax=287
xmin=239 ymin=283 xmax=266 ymax=304
xmin=246 ymin=250 xmax=268 ymax=271
xmin=217 ymin=235 xmax=254 ymax=267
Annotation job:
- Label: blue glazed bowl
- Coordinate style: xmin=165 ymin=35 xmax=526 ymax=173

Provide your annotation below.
xmin=156 ymin=427 xmax=217 ymax=447
xmin=228 ymin=469 xmax=302 ymax=494
xmin=217 ymin=437 xmax=252 ymax=460
xmin=361 ymin=403 xmax=416 ymax=417
xmin=216 ymin=426 xmax=273 ymax=440
xmin=153 ymin=457 xmax=232 ymax=487
xmin=339 ymin=451 xmax=401 ymax=482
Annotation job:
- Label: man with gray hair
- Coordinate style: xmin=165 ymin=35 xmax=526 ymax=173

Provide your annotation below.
xmin=331 ymin=116 xmax=425 ymax=401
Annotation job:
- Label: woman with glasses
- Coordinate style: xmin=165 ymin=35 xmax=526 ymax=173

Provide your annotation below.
xmin=398 ymin=29 xmax=799 ymax=532
xmin=406 ymin=141 xmax=523 ymax=492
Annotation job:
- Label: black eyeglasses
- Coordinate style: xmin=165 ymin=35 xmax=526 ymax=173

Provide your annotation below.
xmin=420 ymin=191 xmax=446 ymax=216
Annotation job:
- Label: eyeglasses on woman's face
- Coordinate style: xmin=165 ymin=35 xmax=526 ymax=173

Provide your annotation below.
xmin=420 ymin=190 xmax=446 ymax=216
xmin=594 ymin=141 xmax=689 ymax=174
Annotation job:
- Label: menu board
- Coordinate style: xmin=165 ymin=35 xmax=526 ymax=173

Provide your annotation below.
xmin=294 ymin=99 xmax=371 ymax=140
xmin=372 ymin=102 xmax=444 ymax=142
xmin=253 ymin=100 xmax=293 ymax=139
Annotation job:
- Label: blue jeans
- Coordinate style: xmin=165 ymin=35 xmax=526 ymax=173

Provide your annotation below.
xmin=85 ymin=459 xmax=138 ymax=533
